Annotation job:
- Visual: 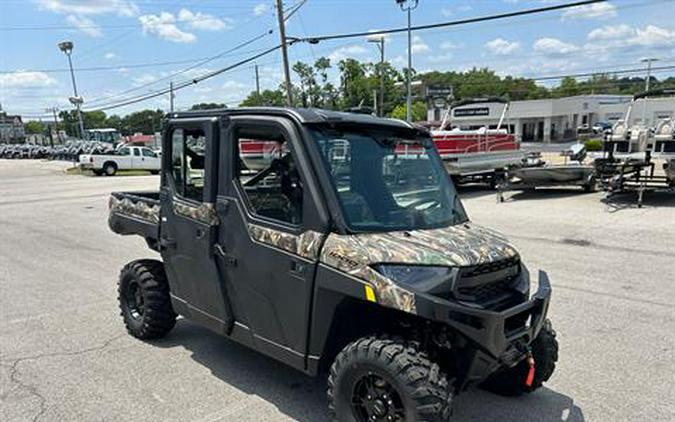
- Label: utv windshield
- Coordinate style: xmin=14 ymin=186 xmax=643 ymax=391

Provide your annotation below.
xmin=311 ymin=126 xmax=467 ymax=232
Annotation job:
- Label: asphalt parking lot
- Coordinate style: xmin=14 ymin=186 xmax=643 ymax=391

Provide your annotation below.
xmin=1 ymin=159 xmax=674 ymax=422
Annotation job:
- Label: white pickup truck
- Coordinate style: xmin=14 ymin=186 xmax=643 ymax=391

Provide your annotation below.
xmin=79 ymin=146 xmax=160 ymax=176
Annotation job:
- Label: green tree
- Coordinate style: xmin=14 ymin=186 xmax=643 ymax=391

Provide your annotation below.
xmin=390 ymin=101 xmax=427 ymax=122
xmin=24 ymin=120 xmax=46 ymax=134
xmin=83 ymin=110 xmax=108 ymax=129
xmin=120 ymin=109 xmax=164 ymax=135
xmin=239 ymin=89 xmax=286 ymax=107
xmin=190 ymin=103 xmax=225 ymax=110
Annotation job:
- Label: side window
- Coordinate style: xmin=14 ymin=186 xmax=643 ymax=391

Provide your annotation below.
xmin=236 ymin=127 xmax=302 ymax=225
xmin=118 ymin=147 xmax=130 ymax=156
xmin=133 ymin=148 xmax=141 ymax=157
xmin=142 ymin=148 xmax=156 ymax=158
xmin=170 ymin=128 xmax=206 ymax=202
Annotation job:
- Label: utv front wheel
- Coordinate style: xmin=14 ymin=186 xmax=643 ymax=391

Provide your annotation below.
xmin=118 ymin=259 xmax=176 ymax=339
xmin=327 ymin=337 xmax=453 ymax=422
xmin=481 ymin=320 xmax=558 ymax=396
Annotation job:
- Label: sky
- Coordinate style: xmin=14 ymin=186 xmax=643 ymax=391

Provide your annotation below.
xmin=1 ymin=0 xmax=675 ymax=120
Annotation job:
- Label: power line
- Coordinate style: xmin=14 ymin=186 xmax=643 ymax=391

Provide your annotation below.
xmin=83 ymin=30 xmax=273 ymax=107
xmin=294 ymin=0 xmax=607 ymax=43
xmin=83 ymin=44 xmax=283 ymax=112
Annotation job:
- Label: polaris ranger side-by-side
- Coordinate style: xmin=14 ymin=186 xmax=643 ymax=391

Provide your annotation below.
xmin=109 ymin=108 xmax=558 ymax=421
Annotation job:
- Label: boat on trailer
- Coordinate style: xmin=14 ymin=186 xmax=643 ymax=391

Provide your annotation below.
xmin=599 ymin=89 xmax=675 ymax=206
xmin=431 ymin=98 xmax=523 ymax=184
xmin=497 ymin=144 xmax=596 ymax=201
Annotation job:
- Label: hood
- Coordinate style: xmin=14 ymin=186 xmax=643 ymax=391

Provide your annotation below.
xmin=320 ymin=222 xmax=519 ymax=270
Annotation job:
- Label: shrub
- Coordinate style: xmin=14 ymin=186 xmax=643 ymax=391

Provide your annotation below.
xmin=584 ymin=139 xmax=603 ymax=151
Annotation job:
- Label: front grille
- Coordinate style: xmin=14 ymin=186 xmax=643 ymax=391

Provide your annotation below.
xmin=454 ymin=257 xmax=523 ymax=310
xmin=461 ymin=256 xmax=520 ymax=279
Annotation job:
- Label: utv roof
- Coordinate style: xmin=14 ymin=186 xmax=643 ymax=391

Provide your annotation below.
xmin=166 ymin=107 xmax=416 ymax=130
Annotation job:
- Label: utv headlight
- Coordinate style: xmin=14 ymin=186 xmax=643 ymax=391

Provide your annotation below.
xmin=373 ymin=264 xmax=455 ymax=293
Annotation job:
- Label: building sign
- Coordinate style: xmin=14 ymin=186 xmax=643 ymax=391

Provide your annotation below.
xmin=426 ymin=85 xmax=453 ymax=98
xmin=454 ymin=107 xmax=490 ymax=117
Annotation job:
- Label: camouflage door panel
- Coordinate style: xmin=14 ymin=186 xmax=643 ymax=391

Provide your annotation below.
xmin=109 ymin=196 xmax=160 ymax=224
xmin=247 ymin=223 xmax=324 ymax=260
xmin=172 ymin=197 xmax=219 ymax=226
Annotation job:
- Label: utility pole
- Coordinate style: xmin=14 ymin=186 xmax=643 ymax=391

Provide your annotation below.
xmin=368 ymin=35 xmax=386 ymax=117
xmin=641 ymin=58 xmax=658 ymax=125
xmin=255 ymin=64 xmax=261 ymax=96
xmin=276 ymin=0 xmax=293 ymax=106
xmin=396 ymin=0 xmax=419 ymax=122
xmin=46 ymin=107 xmax=59 ymax=146
xmin=169 ymin=81 xmax=175 ymax=113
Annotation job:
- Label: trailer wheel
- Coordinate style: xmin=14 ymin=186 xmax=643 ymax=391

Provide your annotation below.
xmin=327 ymin=337 xmax=453 ymax=422
xmin=583 ymin=177 xmax=597 ymax=193
xmin=103 ymin=161 xmax=117 ymax=176
xmin=481 ymin=320 xmax=558 ymax=396
xmin=118 ymin=259 xmax=176 ymax=340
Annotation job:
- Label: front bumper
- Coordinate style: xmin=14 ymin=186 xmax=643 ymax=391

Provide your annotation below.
xmin=416 ymin=270 xmax=552 ymax=384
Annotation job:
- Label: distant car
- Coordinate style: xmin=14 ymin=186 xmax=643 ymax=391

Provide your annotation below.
xmin=79 ymin=145 xmax=160 ymax=176
xmin=592 ymin=122 xmax=612 ymax=134
xmin=577 ymin=123 xmax=591 ymax=134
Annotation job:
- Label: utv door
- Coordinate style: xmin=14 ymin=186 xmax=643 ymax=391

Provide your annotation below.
xmin=160 ymin=118 xmax=233 ymax=334
xmin=217 ymin=116 xmax=325 ymax=370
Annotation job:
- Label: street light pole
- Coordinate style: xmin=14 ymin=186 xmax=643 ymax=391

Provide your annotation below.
xmin=641 ymin=58 xmax=658 ymax=126
xmin=368 ymin=35 xmax=386 ymax=117
xmin=58 ymin=41 xmax=85 ymax=139
xmin=396 ymin=0 xmax=419 ymax=122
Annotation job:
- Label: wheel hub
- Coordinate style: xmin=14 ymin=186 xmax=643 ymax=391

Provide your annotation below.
xmin=351 ymin=373 xmax=404 ymax=421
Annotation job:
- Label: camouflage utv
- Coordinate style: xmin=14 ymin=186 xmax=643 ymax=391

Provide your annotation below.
xmin=109 ymin=108 xmax=558 ymax=421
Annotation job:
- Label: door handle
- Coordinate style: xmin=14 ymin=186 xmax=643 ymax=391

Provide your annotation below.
xmin=290 ymin=260 xmax=306 ymax=276
xmin=160 ymin=237 xmax=176 ymax=249
xmin=214 ymin=244 xmax=237 ymax=267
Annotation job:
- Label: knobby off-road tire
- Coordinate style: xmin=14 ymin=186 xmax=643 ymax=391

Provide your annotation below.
xmin=328 ymin=337 xmax=453 ymax=422
xmin=118 ymin=259 xmax=176 ymax=340
xmin=481 ymin=319 xmax=559 ymax=396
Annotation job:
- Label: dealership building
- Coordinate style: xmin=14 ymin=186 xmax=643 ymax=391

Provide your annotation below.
xmin=427 ymin=94 xmax=675 ymax=143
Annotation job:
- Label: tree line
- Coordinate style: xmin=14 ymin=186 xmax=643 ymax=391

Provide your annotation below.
xmin=26 ymin=56 xmax=672 ymax=136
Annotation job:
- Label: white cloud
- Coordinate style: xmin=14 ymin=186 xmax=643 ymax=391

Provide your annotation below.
xmin=631 ymin=25 xmax=675 ymax=47
xmin=533 ymin=37 xmax=579 ymax=55
xmin=440 ymin=41 xmax=458 ymax=50
xmin=0 ymin=71 xmax=56 ymax=88
xmin=33 ymin=0 xmax=139 ymax=17
xmin=411 ymin=35 xmax=430 ymax=54
xmin=562 ymin=3 xmax=617 ymax=20
xmin=441 ymin=5 xmax=472 ymax=17
xmin=586 ymin=24 xmax=675 ymax=54
xmin=484 ymin=38 xmax=520 ymax=55
xmin=253 ymin=3 xmax=269 ymax=16
xmin=177 ymin=8 xmax=233 ymax=31
xmin=66 ymin=15 xmax=101 ymax=37
xmin=588 ymin=24 xmax=634 ymax=41
xmin=132 ymin=73 xmax=157 ymax=85
xmin=328 ymin=45 xmax=368 ymax=61
xmin=428 ymin=52 xmax=454 ymax=64
xmin=104 ymin=52 xmax=116 ymax=59
xmin=139 ymin=12 xmax=197 ymax=43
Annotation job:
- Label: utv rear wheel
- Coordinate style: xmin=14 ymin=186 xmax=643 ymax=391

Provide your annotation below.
xmin=481 ymin=320 xmax=558 ymax=396
xmin=327 ymin=337 xmax=453 ymax=422
xmin=118 ymin=259 xmax=176 ymax=339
